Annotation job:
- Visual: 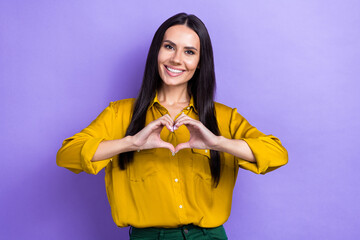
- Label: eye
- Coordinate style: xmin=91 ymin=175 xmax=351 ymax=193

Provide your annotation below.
xmin=164 ymin=44 xmax=174 ymax=50
xmin=185 ymin=50 xmax=195 ymax=55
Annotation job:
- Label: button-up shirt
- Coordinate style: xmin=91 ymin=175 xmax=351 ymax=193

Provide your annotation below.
xmin=56 ymin=94 xmax=288 ymax=228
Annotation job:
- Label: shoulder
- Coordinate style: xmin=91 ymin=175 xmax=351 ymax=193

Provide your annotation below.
xmin=214 ymin=101 xmax=235 ymax=117
xmin=108 ymin=98 xmax=136 ymax=117
xmin=214 ymin=101 xmax=233 ymax=112
xmin=111 ymin=98 xmax=136 ymax=108
xmin=214 ymin=101 xmax=246 ymax=122
xmin=213 ymin=101 xmax=234 ymax=124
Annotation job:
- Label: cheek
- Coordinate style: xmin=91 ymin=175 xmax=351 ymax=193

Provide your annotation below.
xmin=157 ymin=53 xmax=162 ymax=65
xmin=157 ymin=51 xmax=166 ymax=71
xmin=186 ymin=58 xmax=200 ymax=71
xmin=157 ymin=49 xmax=165 ymax=64
xmin=157 ymin=48 xmax=171 ymax=62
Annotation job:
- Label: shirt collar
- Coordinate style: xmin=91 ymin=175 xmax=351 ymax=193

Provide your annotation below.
xmin=149 ymin=91 xmax=198 ymax=114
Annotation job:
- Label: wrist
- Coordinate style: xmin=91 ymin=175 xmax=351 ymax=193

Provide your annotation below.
xmin=124 ymin=135 xmax=140 ymax=152
xmin=211 ymin=135 xmax=227 ymax=152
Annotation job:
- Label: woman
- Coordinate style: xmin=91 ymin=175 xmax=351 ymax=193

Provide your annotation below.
xmin=57 ymin=13 xmax=288 ymax=239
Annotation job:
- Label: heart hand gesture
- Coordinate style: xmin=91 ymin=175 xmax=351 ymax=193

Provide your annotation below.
xmin=131 ymin=114 xmax=176 ymax=153
xmin=131 ymin=113 xmax=219 ymax=154
xmin=174 ymin=113 xmax=219 ymax=153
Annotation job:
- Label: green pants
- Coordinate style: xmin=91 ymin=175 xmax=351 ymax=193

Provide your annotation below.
xmin=129 ymin=224 xmax=228 ymax=240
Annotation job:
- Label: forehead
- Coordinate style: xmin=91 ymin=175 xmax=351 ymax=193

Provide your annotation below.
xmin=163 ymin=25 xmax=200 ymax=48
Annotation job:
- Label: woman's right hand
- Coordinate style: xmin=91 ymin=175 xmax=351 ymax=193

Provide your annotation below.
xmin=131 ymin=114 xmax=175 ymax=153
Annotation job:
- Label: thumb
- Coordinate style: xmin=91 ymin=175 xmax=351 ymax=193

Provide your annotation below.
xmin=175 ymin=142 xmax=191 ymax=153
xmin=158 ymin=141 xmax=176 ymax=153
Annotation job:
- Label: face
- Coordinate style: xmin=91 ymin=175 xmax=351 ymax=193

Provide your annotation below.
xmin=157 ymin=25 xmax=200 ymax=88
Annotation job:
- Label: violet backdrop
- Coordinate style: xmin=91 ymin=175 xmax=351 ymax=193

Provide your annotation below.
xmin=1 ymin=0 xmax=359 ymax=239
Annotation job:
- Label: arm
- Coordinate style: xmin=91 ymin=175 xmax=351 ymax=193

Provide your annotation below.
xmin=212 ymin=137 xmax=256 ymax=163
xmin=173 ymin=112 xmax=255 ymax=164
xmin=90 ymin=136 xmax=135 ymax=161
xmin=173 ymin=113 xmax=255 ymax=162
xmin=57 ymin=100 xmax=176 ymax=174
xmin=226 ymin=107 xmax=288 ymax=174
xmin=174 ymin=108 xmax=288 ymax=174
xmin=56 ymin=102 xmax=118 ymax=174
xmin=91 ymin=114 xmax=176 ymax=161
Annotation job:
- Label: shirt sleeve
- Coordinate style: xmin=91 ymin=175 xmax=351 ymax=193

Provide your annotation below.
xmin=230 ymin=108 xmax=288 ymax=174
xmin=56 ymin=102 xmax=116 ymax=175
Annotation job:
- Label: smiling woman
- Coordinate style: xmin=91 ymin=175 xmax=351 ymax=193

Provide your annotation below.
xmin=56 ymin=12 xmax=288 ymax=240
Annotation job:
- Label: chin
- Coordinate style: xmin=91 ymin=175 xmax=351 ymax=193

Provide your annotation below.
xmin=162 ymin=79 xmax=188 ymax=87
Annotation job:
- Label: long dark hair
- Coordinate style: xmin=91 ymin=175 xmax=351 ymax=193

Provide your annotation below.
xmin=119 ymin=13 xmax=221 ymax=187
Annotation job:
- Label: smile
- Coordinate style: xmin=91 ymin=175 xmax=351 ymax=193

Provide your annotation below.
xmin=166 ymin=66 xmax=184 ymax=73
xmin=165 ymin=65 xmax=185 ymax=76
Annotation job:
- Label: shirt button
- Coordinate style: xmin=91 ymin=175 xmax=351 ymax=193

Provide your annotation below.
xmin=172 ymin=152 xmax=175 ymax=156
xmin=179 ymin=205 xmax=183 ymax=209
xmin=184 ymin=228 xmax=189 ymax=234
xmin=187 ymin=107 xmax=190 ymax=110
xmin=205 ymin=150 xmax=208 ymax=153
xmin=137 ymin=150 xmax=140 ymax=152
xmin=174 ymin=178 xmax=178 ymax=182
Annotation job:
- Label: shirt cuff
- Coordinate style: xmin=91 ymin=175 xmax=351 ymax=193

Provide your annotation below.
xmin=237 ymin=137 xmax=286 ymax=174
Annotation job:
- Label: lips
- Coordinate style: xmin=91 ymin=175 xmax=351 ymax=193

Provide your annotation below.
xmin=164 ymin=65 xmax=185 ymax=77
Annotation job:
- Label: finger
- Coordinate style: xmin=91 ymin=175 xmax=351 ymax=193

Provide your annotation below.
xmin=159 ymin=114 xmax=175 ymax=132
xmin=175 ymin=118 xmax=199 ymax=130
xmin=173 ymin=113 xmax=193 ymax=131
xmin=158 ymin=141 xmax=176 ymax=153
xmin=174 ymin=112 xmax=191 ymax=123
xmin=162 ymin=114 xmax=174 ymax=123
xmin=175 ymin=113 xmax=196 ymax=123
xmin=153 ymin=118 xmax=173 ymax=132
xmin=175 ymin=142 xmax=191 ymax=153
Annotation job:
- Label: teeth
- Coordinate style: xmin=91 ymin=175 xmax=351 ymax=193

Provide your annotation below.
xmin=166 ymin=66 xmax=183 ymax=73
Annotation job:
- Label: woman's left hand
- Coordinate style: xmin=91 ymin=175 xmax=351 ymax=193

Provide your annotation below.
xmin=174 ymin=113 xmax=220 ymax=152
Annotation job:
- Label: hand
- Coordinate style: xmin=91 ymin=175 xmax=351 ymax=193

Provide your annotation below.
xmin=131 ymin=114 xmax=176 ymax=153
xmin=174 ymin=113 xmax=220 ymax=153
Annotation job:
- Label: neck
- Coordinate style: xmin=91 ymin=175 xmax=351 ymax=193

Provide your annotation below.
xmin=157 ymin=84 xmax=190 ymax=105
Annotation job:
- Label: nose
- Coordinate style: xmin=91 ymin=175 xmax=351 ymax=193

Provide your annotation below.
xmin=170 ymin=49 xmax=182 ymax=65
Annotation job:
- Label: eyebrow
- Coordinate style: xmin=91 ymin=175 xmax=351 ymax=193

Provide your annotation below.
xmin=163 ymin=40 xmax=198 ymax=52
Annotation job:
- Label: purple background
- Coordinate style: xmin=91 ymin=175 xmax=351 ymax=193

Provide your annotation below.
xmin=1 ymin=0 xmax=359 ymax=239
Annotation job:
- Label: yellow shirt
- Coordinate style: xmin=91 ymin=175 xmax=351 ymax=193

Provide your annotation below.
xmin=56 ymin=94 xmax=288 ymax=228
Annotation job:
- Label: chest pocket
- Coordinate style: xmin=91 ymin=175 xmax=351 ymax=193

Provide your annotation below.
xmin=127 ymin=148 xmax=158 ymax=182
xmin=191 ymin=148 xmax=212 ymax=181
